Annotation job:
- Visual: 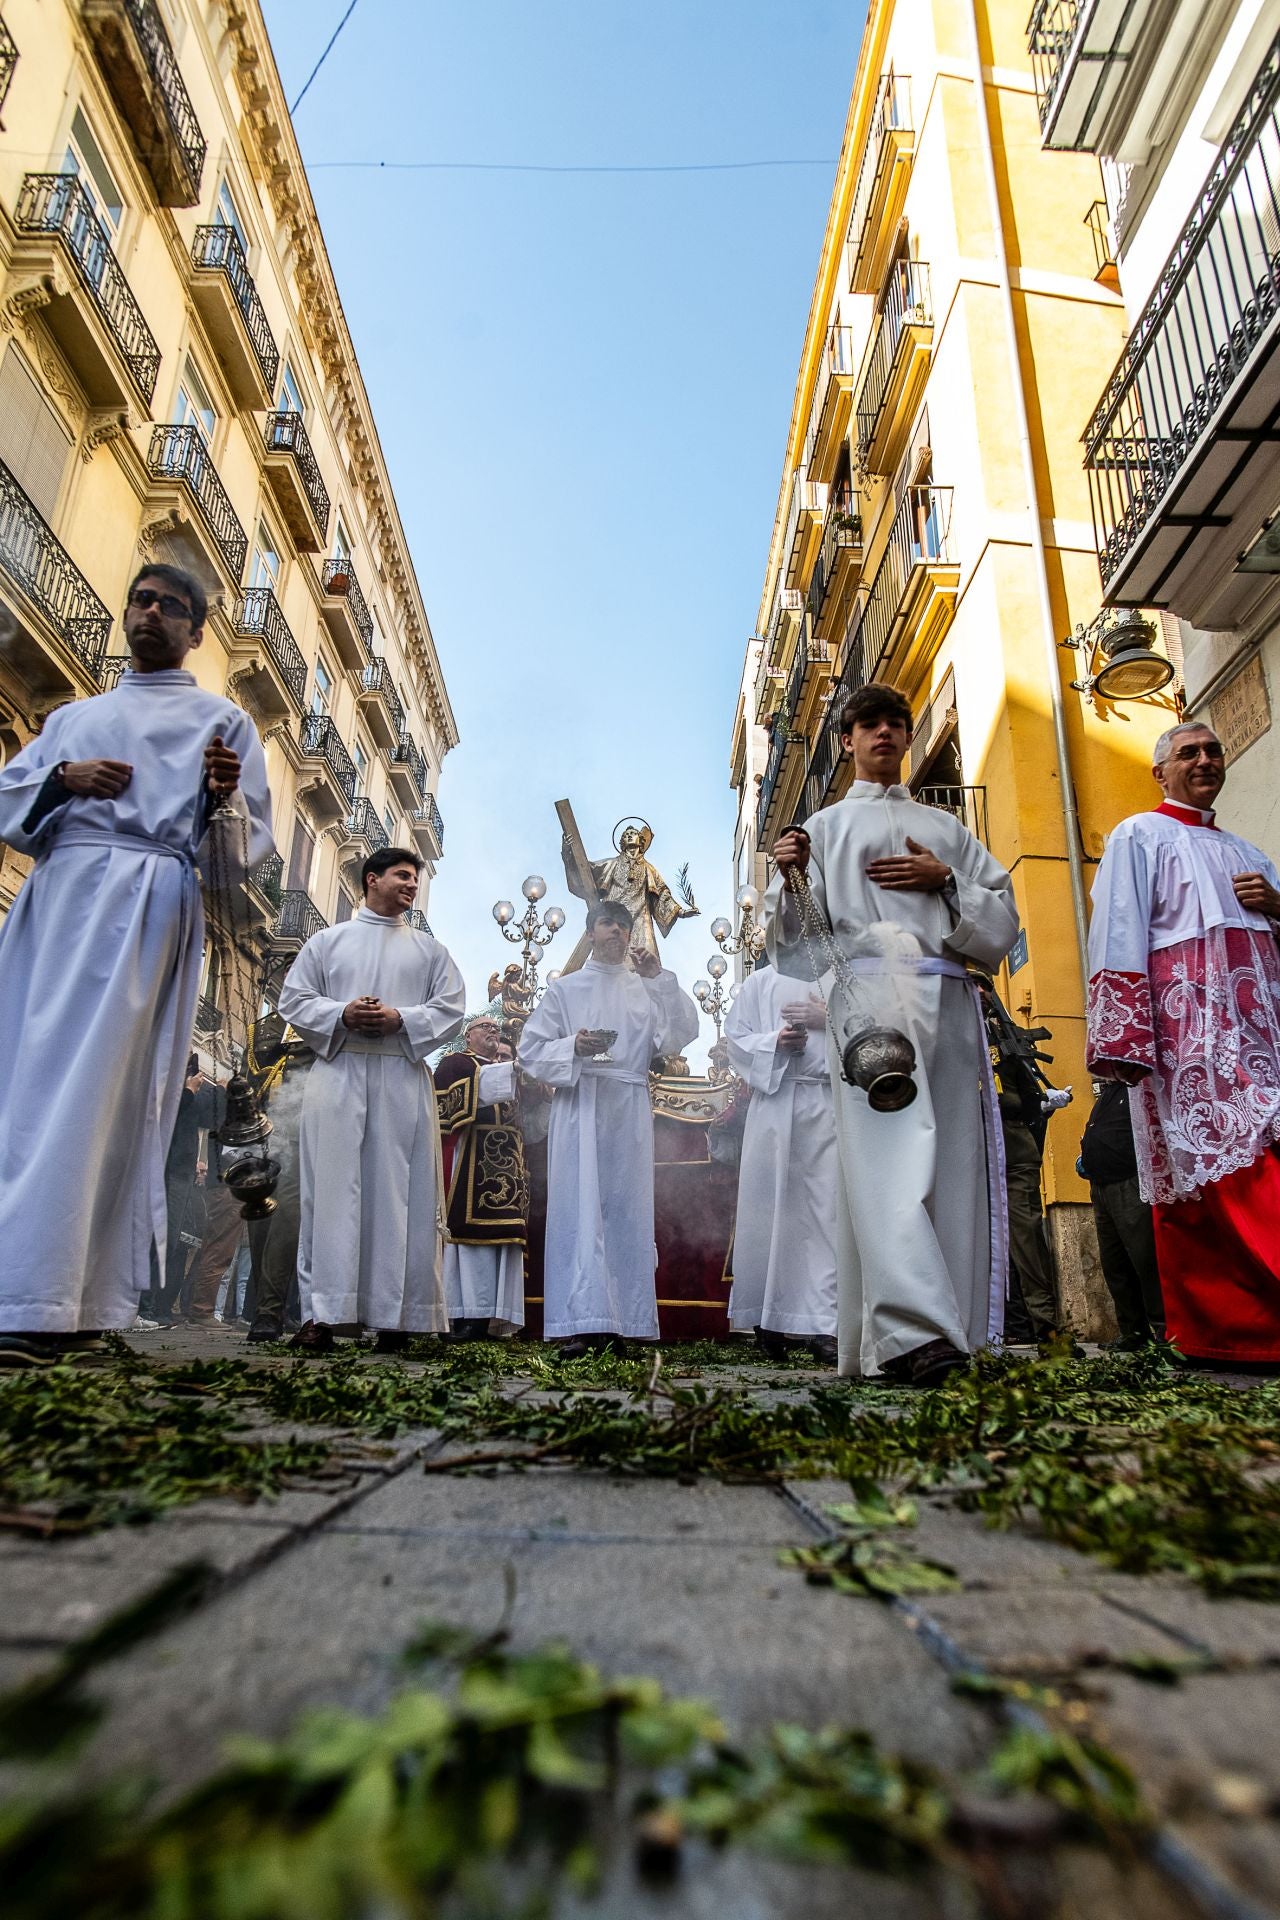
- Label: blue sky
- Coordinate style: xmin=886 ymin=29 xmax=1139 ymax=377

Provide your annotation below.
xmin=262 ymin=0 xmax=862 ymax=1057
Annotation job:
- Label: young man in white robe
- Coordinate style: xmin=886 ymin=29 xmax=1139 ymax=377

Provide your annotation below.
xmin=0 ymin=564 xmax=273 ymax=1366
xmin=277 ymin=846 xmax=465 ymax=1353
xmin=724 ymin=963 xmax=838 ymax=1364
xmin=768 ymin=682 xmax=1019 ymax=1387
xmin=517 ymin=899 xmax=698 ymax=1356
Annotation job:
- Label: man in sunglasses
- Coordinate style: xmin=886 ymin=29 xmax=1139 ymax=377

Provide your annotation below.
xmin=1087 ymin=722 xmax=1280 ymax=1365
xmin=0 ymin=564 xmax=274 ymax=1366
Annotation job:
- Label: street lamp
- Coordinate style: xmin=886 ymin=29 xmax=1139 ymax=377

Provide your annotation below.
xmin=1061 ymin=609 xmax=1175 ymax=703
xmin=693 ymin=952 xmax=731 ymax=1042
xmin=492 ymin=874 xmax=566 ymax=1000
xmin=712 ymin=884 xmax=766 ymax=973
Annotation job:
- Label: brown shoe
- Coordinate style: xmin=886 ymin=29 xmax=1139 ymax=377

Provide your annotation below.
xmin=289 ymin=1320 xmax=334 ymax=1355
xmin=905 ymin=1338 xmax=969 ymax=1388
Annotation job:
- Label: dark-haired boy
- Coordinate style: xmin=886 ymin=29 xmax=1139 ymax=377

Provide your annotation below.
xmin=0 ymin=566 xmax=273 ymax=1364
xmin=767 ymin=682 xmax=1018 ymax=1386
xmin=277 ymin=847 xmax=465 ymax=1352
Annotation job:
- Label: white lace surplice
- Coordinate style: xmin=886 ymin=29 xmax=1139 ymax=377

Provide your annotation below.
xmin=1086 ymin=807 xmax=1280 ymax=1204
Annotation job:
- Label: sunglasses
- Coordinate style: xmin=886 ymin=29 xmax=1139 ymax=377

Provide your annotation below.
xmin=128 ymin=587 xmax=194 ymax=621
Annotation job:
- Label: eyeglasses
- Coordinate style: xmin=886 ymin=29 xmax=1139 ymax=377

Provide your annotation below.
xmin=128 ymin=587 xmax=194 ymax=621
xmin=1170 ymin=742 xmax=1225 ymax=763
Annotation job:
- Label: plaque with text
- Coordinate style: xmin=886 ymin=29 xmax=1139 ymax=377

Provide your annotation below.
xmin=1211 ymin=653 xmax=1271 ymax=765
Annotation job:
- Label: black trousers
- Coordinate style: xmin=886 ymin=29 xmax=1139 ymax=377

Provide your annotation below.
xmin=1091 ymin=1177 xmax=1165 ymax=1342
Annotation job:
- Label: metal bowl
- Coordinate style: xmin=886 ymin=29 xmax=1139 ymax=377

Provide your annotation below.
xmin=840 ymin=1024 xmax=918 ymax=1112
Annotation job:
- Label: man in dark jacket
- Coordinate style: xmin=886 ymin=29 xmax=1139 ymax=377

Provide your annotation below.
xmin=1080 ymin=1082 xmax=1165 ymax=1348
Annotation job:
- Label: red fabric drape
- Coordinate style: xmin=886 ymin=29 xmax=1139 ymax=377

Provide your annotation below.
xmin=1154 ymin=1145 xmax=1280 ymax=1360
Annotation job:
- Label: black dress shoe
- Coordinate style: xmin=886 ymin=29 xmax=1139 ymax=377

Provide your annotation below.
xmin=372 ymin=1330 xmax=410 ymax=1355
xmin=906 ymin=1338 xmax=969 ymax=1388
xmin=450 ymin=1318 xmax=489 ymax=1343
xmin=753 ymin=1325 xmax=789 ymax=1361
xmin=558 ymin=1336 xmax=591 ymax=1360
xmin=288 ymin=1320 xmax=334 ymax=1355
xmin=247 ymin=1314 xmax=284 ymax=1344
xmin=808 ymin=1335 xmax=839 ymax=1367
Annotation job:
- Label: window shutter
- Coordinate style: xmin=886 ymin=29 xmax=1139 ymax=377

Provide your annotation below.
xmin=0 ymin=350 xmax=72 ymax=523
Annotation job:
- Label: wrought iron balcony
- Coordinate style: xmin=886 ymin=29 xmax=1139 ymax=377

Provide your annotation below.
xmin=345 ymin=794 xmax=389 ymax=857
xmin=846 ymin=73 xmax=914 ymax=294
xmin=354 ymin=654 xmax=406 ymax=748
xmin=755 ymin=617 xmax=831 ymax=843
xmin=917 ymin=784 xmax=989 ymax=848
xmin=263 ymin=410 xmax=329 ymax=551
xmin=808 ymin=486 xmax=957 ymax=814
xmin=0 ymin=457 xmax=112 ymax=688
xmin=147 ymin=424 xmax=247 ymax=580
xmin=299 ymin=713 xmax=358 ymax=808
xmin=803 ymin=325 xmax=857 ymax=483
xmin=194 ymin=992 xmax=223 ymax=1037
xmin=250 ymin=850 xmax=284 ymax=912
xmin=404 ymin=909 xmax=433 ymax=934
xmin=780 ymin=471 xmax=827 ymax=589
xmin=0 ymin=19 xmax=18 ymax=120
xmin=807 ymin=499 xmax=864 ymax=636
xmin=1083 ymin=37 xmax=1280 ymax=626
xmin=1025 ymin=0 xmax=1210 ymax=154
xmin=82 ymin=0 xmax=206 ymax=206
xmin=387 ymin=732 xmax=428 ymax=802
xmin=411 ymin=793 xmax=445 ymax=857
xmin=231 ymin=587 xmax=307 ymax=710
xmin=854 ymin=260 xmax=933 ymax=476
xmin=190 ymin=224 xmax=279 ymax=403
xmin=320 ymin=554 xmax=374 ymax=667
xmin=14 ymin=172 xmax=160 ymax=405
xmin=271 ymin=888 xmax=328 ymax=949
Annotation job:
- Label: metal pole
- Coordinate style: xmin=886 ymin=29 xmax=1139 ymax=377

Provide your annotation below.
xmin=963 ymin=0 xmax=1091 ymax=985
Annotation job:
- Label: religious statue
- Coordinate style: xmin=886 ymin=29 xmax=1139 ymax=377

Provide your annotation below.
xmin=486 ymin=961 xmax=537 ymax=1032
xmin=560 ymin=815 xmax=699 ymax=966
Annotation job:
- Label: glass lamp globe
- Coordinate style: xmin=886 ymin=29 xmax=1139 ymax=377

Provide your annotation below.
xmin=522 ymin=874 xmax=547 ymax=902
xmin=710 ymin=916 xmax=732 ymax=944
xmin=708 ymin=954 xmax=729 ymax=980
xmin=736 ymin=884 xmax=761 ymax=913
xmin=492 ymin=900 xmax=515 ymax=926
xmin=544 ymin=905 xmax=566 ymax=932
xmin=693 ymin=979 xmax=710 ymax=1002
xmin=729 ymin=982 xmax=740 ymax=1000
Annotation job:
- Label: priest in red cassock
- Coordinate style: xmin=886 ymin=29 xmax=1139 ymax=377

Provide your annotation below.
xmin=1086 ymin=721 xmax=1280 ymax=1362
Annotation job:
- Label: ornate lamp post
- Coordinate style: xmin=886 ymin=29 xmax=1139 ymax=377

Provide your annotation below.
xmin=491 ymin=874 xmax=566 ymax=1000
xmin=692 ymin=952 xmax=731 ymax=1042
xmin=711 ymin=884 xmax=766 ymax=974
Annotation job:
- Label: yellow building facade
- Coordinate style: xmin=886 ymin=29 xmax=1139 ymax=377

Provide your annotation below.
xmin=729 ymin=0 xmax=1182 ymax=1321
xmin=0 ymin=0 xmax=456 ymax=1015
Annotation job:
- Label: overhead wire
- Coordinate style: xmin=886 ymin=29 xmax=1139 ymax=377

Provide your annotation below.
xmin=290 ymin=0 xmax=362 ymax=115
xmin=304 ymin=157 xmax=833 ymax=174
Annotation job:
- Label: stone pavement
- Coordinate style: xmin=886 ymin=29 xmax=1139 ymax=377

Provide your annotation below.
xmin=4 ymin=1323 xmax=1280 ymax=1918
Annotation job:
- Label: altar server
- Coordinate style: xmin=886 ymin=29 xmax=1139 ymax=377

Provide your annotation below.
xmin=768 ymin=682 xmax=1018 ymax=1386
xmin=1087 ymin=721 xmax=1280 ymax=1363
xmin=517 ymin=900 xmax=697 ymax=1354
xmin=724 ymin=963 xmax=838 ymax=1362
xmin=435 ymin=1014 xmax=528 ymax=1339
xmin=0 ymin=566 xmax=272 ymax=1363
xmin=277 ymin=847 xmax=465 ymax=1351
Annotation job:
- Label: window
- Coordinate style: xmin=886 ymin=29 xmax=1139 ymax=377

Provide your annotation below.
xmin=335 ymin=888 xmax=354 ymax=923
xmin=173 ymin=359 xmax=216 ymax=444
xmin=383 ymin=806 xmax=396 ymax=844
xmin=249 ymin=524 xmax=279 ymax=591
xmin=279 ymin=360 xmax=304 ymax=418
xmin=64 ymin=108 xmax=122 ymax=233
xmin=214 ymin=179 xmax=248 ymax=252
xmin=311 ymin=655 xmax=333 ymax=717
xmin=352 ymin=739 xmax=369 ymax=795
xmin=333 ymin=515 xmax=351 ymax=564
xmin=0 ymin=349 xmax=72 ymax=522
xmin=286 ymin=818 xmax=314 ymax=893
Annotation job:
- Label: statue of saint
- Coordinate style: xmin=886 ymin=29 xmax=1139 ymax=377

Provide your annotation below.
xmin=561 ymin=817 xmax=699 ymax=965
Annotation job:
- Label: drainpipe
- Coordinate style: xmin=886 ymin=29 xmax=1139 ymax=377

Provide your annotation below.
xmin=963 ymin=0 xmax=1091 ymax=987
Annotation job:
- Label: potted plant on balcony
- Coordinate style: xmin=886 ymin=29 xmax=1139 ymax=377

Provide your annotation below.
xmin=326 ymin=563 xmax=350 ymax=596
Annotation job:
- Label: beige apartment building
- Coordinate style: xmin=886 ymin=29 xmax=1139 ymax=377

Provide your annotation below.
xmin=0 ymin=0 xmax=456 ymax=1023
xmin=729 ymin=0 xmax=1185 ymax=1321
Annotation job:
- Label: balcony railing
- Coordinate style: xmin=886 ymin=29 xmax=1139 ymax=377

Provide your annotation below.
xmin=300 ymin=712 xmax=357 ymax=804
xmin=252 ymin=850 xmax=284 ymax=909
xmin=15 ymin=173 xmax=160 ymax=403
xmin=1083 ymin=37 xmax=1280 ymax=598
xmin=808 ymin=501 xmax=863 ymax=628
xmin=272 ymin=889 xmax=328 ymax=947
xmin=322 ymin=556 xmax=374 ymax=654
xmin=917 ymin=783 xmax=989 ymax=848
xmin=780 ymin=471 xmax=827 ymax=587
xmin=0 ymin=19 xmax=18 ymax=119
xmin=0 ymin=457 xmax=112 ymax=677
xmin=359 ymin=655 xmax=405 ymax=735
xmin=389 ymin=732 xmax=428 ymax=801
xmin=191 ymin=224 xmax=279 ymax=393
xmin=404 ymin=909 xmax=433 ymax=934
xmin=194 ymin=992 xmax=223 ymax=1036
xmin=414 ymin=792 xmax=445 ymax=853
xmin=855 ymin=260 xmax=932 ymax=471
xmin=86 ymin=0 xmax=206 ymax=202
xmin=263 ymin=411 xmax=330 ymax=540
xmin=802 ymin=324 xmax=856 ymax=474
xmin=846 ymin=73 xmax=913 ymax=290
xmin=345 ymin=795 xmax=389 ymax=856
xmin=233 ymin=587 xmax=307 ymax=708
xmin=808 ymin=486 xmax=955 ymax=811
xmin=754 ymin=616 xmax=831 ymax=842
xmin=147 ymin=425 xmax=248 ymax=578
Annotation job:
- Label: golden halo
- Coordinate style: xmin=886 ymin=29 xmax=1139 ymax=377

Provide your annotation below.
xmin=612 ymin=815 xmax=653 ymax=854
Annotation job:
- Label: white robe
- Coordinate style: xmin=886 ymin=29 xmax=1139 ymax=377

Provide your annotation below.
xmin=724 ymin=965 xmax=837 ymax=1337
xmin=517 ymin=958 xmax=698 ymax=1339
xmin=443 ymin=1058 xmax=526 ymax=1335
xmin=0 ymin=668 xmax=273 ymax=1331
xmin=765 ymin=781 xmax=1019 ymax=1377
xmin=278 ymin=907 xmax=465 ymax=1330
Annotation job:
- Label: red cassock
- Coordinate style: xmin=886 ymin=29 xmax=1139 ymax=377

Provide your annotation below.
xmin=1086 ymin=802 xmax=1280 ymax=1362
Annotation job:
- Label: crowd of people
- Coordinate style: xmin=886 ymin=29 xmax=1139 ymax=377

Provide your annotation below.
xmin=0 ymin=562 xmax=1278 ymax=1374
